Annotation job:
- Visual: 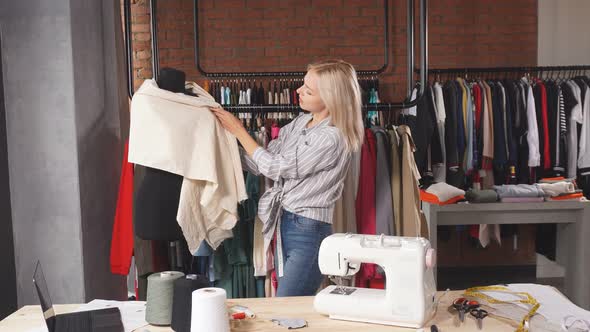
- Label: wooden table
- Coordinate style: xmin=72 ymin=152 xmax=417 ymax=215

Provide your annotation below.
xmin=0 ymin=291 xmax=520 ymax=332
xmin=423 ymin=201 xmax=590 ymax=310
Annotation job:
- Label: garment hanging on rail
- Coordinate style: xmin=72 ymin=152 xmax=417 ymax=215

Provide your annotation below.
xmin=418 ymin=74 xmax=590 ymax=189
xmin=207 ymin=76 xmax=380 ymax=107
xmin=417 ymin=72 xmax=590 ymax=253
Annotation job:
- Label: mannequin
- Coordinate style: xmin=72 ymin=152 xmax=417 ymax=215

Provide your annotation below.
xmin=133 ymin=67 xmax=187 ymax=241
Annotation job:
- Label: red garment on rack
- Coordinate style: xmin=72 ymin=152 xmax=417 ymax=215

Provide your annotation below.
xmin=355 ymin=129 xmax=377 ymax=288
xmin=110 ymin=142 xmax=134 ymax=275
xmin=292 ymin=89 xmax=298 ymax=105
xmin=473 ymin=84 xmax=483 ymax=133
xmin=271 ymin=123 xmax=280 ymax=140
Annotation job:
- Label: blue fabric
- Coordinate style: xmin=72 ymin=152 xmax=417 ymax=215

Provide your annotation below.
xmin=255 ymin=277 xmax=265 ymax=298
xmin=276 ymin=209 xmax=332 ymax=297
xmin=193 ymin=241 xmax=213 ymax=257
xmin=195 ymin=256 xmax=208 ymax=276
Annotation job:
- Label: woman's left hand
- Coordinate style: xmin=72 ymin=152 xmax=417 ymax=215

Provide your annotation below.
xmin=211 ymin=107 xmax=245 ymax=137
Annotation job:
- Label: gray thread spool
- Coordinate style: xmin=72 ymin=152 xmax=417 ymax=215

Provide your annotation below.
xmin=146 ymin=271 xmax=184 ymax=325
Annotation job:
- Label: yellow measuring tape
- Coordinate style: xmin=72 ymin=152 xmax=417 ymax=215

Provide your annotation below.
xmin=464 ymin=286 xmax=540 ymax=332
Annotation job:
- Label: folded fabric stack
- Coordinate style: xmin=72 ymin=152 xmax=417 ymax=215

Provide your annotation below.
xmin=499 ymin=196 xmax=545 ymax=203
xmin=421 ymin=180 xmax=586 ymax=205
xmin=420 ymin=182 xmax=465 ymax=205
xmin=548 ymin=191 xmax=586 ymax=201
xmin=537 ymin=182 xmax=576 ymax=197
xmin=493 ymin=184 xmax=546 ymax=203
xmin=538 ymin=177 xmax=576 ymax=184
xmin=538 ymin=178 xmax=587 ymax=201
xmin=493 ymin=180 xmax=585 ymax=202
xmin=465 ymin=189 xmax=499 ymax=203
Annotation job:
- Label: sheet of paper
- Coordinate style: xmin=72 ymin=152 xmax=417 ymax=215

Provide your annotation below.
xmin=478 ymin=284 xmax=590 ymax=325
xmin=25 ymin=328 xmax=47 ymax=332
xmin=509 ymin=284 xmax=590 ymax=324
xmin=74 ymin=300 xmax=148 ymax=332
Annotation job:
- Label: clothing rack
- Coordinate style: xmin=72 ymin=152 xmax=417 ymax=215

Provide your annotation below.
xmin=221 ymin=103 xmax=406 ymax=112
xmin=414 ymin=65 xmax=590 ymax=76
xmin=123 ymin=0 xmax=430 ymax=110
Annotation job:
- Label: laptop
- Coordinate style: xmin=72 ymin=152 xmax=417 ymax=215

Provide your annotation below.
xmin=33 ymin=261 xmax=124 ymax=332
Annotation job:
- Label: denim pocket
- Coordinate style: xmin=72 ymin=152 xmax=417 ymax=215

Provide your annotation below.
xmin=292 ymin=215 xmax=321 ymax=232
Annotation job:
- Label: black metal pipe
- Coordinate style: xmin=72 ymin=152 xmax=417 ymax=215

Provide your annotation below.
xmin=407 ymin=0 xmax=415 ymax=95
xmin=126 ymin=0 xmax=429 ymax=110
xmin=415 ymin=65 xmax=590 ymax=74
xmin=395 ymin=0 xmax=427 ymax=110
xmin=149 ymin=0 xmax=159 ymax=81
xmin=222 ymin=103 xmax=414 ymax=112
xmin=124 ymin=0 xmax=134 ymax=98
xmin=193 ymin=0 xmax=389 ymax=77
xmin=383 ymin=0 xmax=390 ymax=77
xmin=417 ymin=0 xmax=427 ymax=98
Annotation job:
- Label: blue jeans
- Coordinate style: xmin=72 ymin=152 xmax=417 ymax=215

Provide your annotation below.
xmin=276 ymin=209 xmax=333 ymax=297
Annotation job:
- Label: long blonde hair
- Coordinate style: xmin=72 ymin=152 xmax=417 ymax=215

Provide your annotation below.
xmin=307 ymin=59 xmax=364 ymax=152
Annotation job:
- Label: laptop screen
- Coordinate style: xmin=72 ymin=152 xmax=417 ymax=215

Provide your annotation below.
xmin=33 ymin=261 xmax=56 ymax=321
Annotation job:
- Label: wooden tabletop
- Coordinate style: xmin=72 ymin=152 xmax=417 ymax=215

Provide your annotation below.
xmin=0 ymin=291 xmax=518 ymax=331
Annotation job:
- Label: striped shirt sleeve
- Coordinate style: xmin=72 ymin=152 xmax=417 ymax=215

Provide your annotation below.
xmin=252 ymin=130 xmax=343 ymax=181
xmin=240 ymin=147 xmax=260 ymax=175
xmin=239 ymin=118 xmax=294 ymax=174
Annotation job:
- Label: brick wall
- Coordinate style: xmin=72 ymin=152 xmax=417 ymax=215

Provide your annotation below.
xmin=126 ymin=0 xmax=537 ymax=101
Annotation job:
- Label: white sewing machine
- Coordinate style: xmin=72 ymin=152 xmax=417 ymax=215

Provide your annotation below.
xmin=313 ymin=233 xmax=437 ymax=328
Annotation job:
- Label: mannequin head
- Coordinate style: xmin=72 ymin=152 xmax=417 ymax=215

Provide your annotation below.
xmin=157 ymin=67 xmax=186 ymax=93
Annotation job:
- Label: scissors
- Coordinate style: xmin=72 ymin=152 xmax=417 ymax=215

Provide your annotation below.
xmin=452 ymin=298 xmax=480 ymax=323
xmin=470 ymin=308 xmax=488 ymax=330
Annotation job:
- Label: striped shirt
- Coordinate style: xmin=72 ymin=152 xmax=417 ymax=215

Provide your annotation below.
xmin=241 ymin=113 xmax=351 ymax=239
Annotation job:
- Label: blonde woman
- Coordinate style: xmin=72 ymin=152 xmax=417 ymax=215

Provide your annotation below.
xmin=212 ymin=59 xmax=364 ymax=296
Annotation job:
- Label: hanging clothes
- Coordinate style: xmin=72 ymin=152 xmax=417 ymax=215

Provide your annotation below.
xmin=554 ymin=85 xmax=567 ymax=175
xmin=332 ymin=150 xmax=360 ymax=234
xmin=504 ymin=80 xmax=518 ymax=180
xmin=574 ymin=79 xmax=590 ymax=176
xmin=433 ymin=82 xmax=447 ymax=182
xmin=473 ymin=82 xmax=484 ymax=172
xmin=539 ymin=81 xmax=552 ymax=171
xmin=443 ymin=81 xmax=463 ymax=188
xmin=481 ymin=80 xmax=495 ymax=173
xmin=457 ymin=78 xmax=474 ymax=174
xmin=372 ymin=127 xmax=394 ymax=236
xmin=388 ymin=128 xmax=403 ymax=236
xmin=397 ymin=125 xmax=429 ymax=238
xmin=355 ymin=129 xmax=377 ymax=288
xmin=455 ymin=80 xmax=467 ymax=169
xmin=413 ymin=85 xmax=443 ymax=178
xmin=213 ymin=194 xmax=258 ymax=299
xmin=110 ymin=142 xmax=135 ymax=275
xmin=492 ymin=82 xmax=508 ymax=175
xmin=565 ymin=81 xmax=583 ymax=178
xmin=514 ymin=81 xmax=530 ymax=184
xmin=525 ymin=78 xmax=541 ymax=168
xmin=545 ymin=81 xmax=558 ymax=174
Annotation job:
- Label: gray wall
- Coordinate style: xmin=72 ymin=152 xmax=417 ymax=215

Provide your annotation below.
xmin=537 ymin=0 xmax=590 ymax=279
xmin=70 ymin=0 xmax=128 ymax=302
xmin=0 ymin=32 xmax=18 ymax=319
xmin=0 ymin=0 xmax=128 ymax=306
xmin=538 ymin=0 xmax=590 ymax=65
